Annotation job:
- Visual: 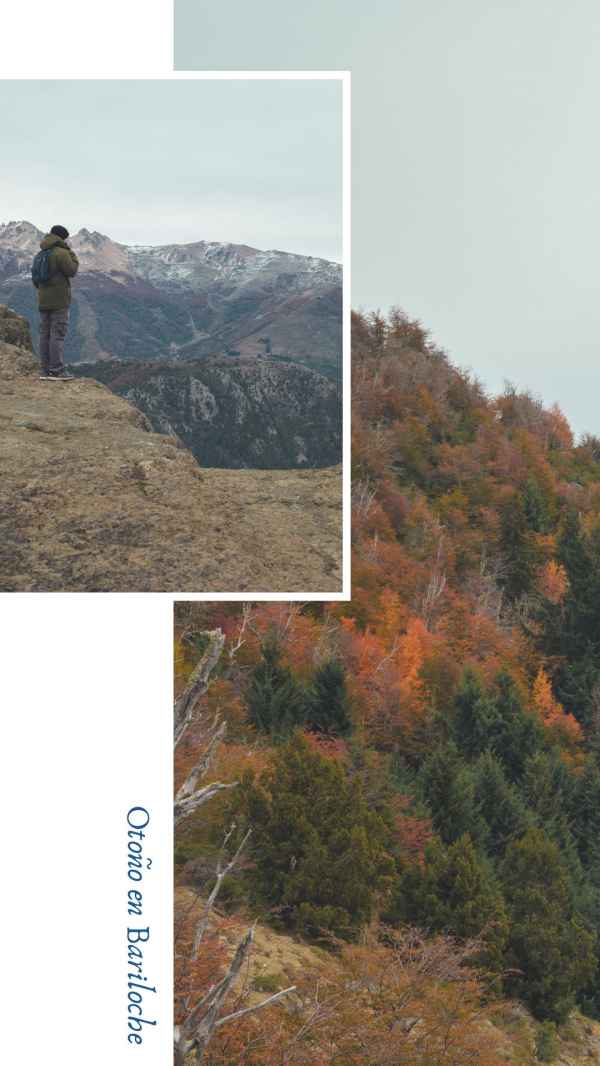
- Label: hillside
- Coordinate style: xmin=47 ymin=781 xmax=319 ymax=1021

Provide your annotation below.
xmin=176 ymin=886 xmax=600 ymax=1066
xmin=0 ymin=306 xmax=342 ymax=592
xmin=0 ymin=220 xmax=342 ymax=378
xmin=72 ymin=356 xmax=341 ymax=469
xmin=173 ymin=308 xmax=600 ymax=1063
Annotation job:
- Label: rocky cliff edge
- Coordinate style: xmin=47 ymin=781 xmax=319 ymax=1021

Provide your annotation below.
xmin=0 ymin=306 xmax=342 ymax=592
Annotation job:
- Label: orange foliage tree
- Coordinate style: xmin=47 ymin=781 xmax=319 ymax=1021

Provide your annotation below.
xmin=531 ymin=667 xmax=583 ymax=751
xmin=200 ymin=928 xmax=510 ymax=1066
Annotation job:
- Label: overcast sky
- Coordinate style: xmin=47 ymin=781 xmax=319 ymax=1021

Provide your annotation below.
xmin=176 ymin=0 xmax=600 ymax=436
xmin=0 ymin=78 xmax=342 ymax=260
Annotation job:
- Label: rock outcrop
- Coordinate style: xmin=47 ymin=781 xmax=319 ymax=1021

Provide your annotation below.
xmin=0 ymin=302 xmax=32 ymax=349
xmin=0 ymin=307 xmax=342 ymax=592
xmin=74 ymin=356 xmax=341 ymax=469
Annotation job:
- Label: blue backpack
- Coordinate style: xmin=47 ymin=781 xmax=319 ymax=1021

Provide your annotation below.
xmin=32 ymin=248 xmax=54 ymax=287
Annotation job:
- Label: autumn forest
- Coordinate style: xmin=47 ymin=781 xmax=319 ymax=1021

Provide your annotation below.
xmin=174 ymin=309 xmax=600 ymax=1065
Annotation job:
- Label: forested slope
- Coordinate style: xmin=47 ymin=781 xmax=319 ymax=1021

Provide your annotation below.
xmin=174 ymin=309 xmax=600 ymax=1063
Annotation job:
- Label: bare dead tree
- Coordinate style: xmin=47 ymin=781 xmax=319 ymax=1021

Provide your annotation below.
xmin=175 ymin=629 xmax=226 ymax=746
xmin=191 ymin=824 xmax=252 ymax=955
xmin=352 ymin=479 xmax=377 ymax=524
xmin=372 ymin=635 xmax=400 ymax=677
xmin=361 ymin=530 xmax=381 ymax=565
xmin=245 ymin=601 xmax=303 ymax=645
xmin=174 ymin=627 xmax=295 ymax=1066
xmin=462 ymin=548 xmax=507 ymax=625
xmin=420 ymin=532 xmax=447 ymax=627
xmin=383 ymin=926 xmax=494 ymax=989
xmin=311 ymin=611 xmax=345 ymax=667
xmin=225 ymin=603 xmax=253 ymax=666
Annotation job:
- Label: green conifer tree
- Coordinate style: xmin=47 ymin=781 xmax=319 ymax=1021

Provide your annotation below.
xmin=490 ymin=672 xmax=543 ymax=781
xmin=235 ymin=733 xmax=394 ymax=939
xmin=451 ymin=668 xmax=499 ymax=760
xmin=571 ymin=756 xmax=600 ymax=871
xmin=386 ymin=833 xmax=508 ymax=972
xmin=498 ymin=493 xmax=539 ymax=602
xmin=472 ymin=750 xmax=532 ymax=858
xmin=306 ymin=658 xmax=353 ymax=736
xmin=521 ymin=750 xmax=582 ymax=869
xmin=557 ymin=508 xmax=591 ymax=596
xmin=501 ymin=828 xmax=596 ymax=1022
xmin=538 ymin=513 xmax=600 ymax=727
xmin=245 ymin=639 xmax=307 ymax=737
xmin=523 ymin=476 xmax=552 ymax=534
xmin=419 ymin=743 xmax=487 ymax=847
xmin=522 ymin=749 xmax=574 ymax=823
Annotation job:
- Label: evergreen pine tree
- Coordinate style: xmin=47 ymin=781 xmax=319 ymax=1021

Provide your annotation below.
xmin=245 ymin=639 xmax=307 ymax=737
xmin=472 ymin=750 xmax=532 ymax=858
xmin=522 ymin=747 xmax=572 ymax=830
xmin=580 ymin=957 xmax=600 ymax=1022
xmin=419 ymin=743 xmax=487 ymax=847
xmin=306 ymin=658 xmax=353 ymax=736
xmin=538 ymin=513 xmax=600 ymax=727
xmin=490 ymin=672 xmax=543 ymax=781
xmin=523 ymin=476 xmax=552 ymax=534
xmin=557 ymin=508 xmax=591 ymax=596
xmin=558 ymin=654 xmax=600 ymax=731
xmin=498 ymin=493 xmax=539 ymax=602
xmin=571 ymin=756 xmax=600 ymax=871
xmin=452 ymin=668 xmax=498 ymax=760
xmin=386 ymin=833 xmax=508 ymax=972
xmin=574 ymin=799 xmax=600 ymax=1021
xmin=235 ymin=733 xmax=394 ymax=939
xmin=501 ymin=828 xmax=596 ymax=1022
xmin=521 ymin=750 xmax=585 ymax=891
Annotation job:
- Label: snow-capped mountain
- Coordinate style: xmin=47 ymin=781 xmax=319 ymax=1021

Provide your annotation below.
xmin=0 ymin=221 xmax=342 ymax=375
xmin=0 ymin=221 xmax=339 ymax=290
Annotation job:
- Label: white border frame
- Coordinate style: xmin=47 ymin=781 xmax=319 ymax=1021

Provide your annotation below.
xmin=2 ymin=1 xmax=173 ymax=75
xmin=1 ymin=71 xmax=351 ymax=602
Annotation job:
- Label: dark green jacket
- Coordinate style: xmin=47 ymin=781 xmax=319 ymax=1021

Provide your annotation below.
xmin=35 ymin=234 xmax=79 ymax=311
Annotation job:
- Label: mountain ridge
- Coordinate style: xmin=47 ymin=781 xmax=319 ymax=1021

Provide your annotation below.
xmin=0 ymin=220 xmax=342 ymax=375
xmin=0 ymin=219 xmax=341 ymax=278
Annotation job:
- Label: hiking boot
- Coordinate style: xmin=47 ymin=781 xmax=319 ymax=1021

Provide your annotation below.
xmin=47 ymin=369 xmax=75 ymax=381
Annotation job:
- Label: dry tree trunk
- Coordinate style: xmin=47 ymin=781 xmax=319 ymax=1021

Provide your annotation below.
xmin=174 ymin=629 xmax=226 ymax=746
xmin=173 ymin=626 xmax=294 ymax=1066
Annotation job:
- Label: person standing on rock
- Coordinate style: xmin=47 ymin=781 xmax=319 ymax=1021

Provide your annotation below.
xmin=32 ymin=225 xmax=79 ymax=380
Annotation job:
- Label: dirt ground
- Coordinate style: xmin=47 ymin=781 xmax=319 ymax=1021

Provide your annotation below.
xmin=0 ymin=340 xmax=343 ymax=593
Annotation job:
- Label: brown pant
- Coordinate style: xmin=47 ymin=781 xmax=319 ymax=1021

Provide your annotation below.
xmin=39 ymin=308 xmax=70 ymax=373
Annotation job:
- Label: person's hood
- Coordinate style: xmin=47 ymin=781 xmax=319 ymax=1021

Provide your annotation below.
xmin=40 ymin=233 xmax=69 ymax=250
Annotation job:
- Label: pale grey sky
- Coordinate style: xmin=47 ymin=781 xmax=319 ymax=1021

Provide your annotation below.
xmin=0 ymin=79 xmax=342 ymax=260
xmin=176 ymin=1 xmax=600 ymax=436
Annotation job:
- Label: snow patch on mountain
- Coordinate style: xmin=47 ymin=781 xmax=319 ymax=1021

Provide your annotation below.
xmin=0 ymin=222 xmax=341 ymax=298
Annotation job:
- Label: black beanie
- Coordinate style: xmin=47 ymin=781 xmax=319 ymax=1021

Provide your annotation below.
xmin=50 ymin=225 xmax=69 ymax=240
